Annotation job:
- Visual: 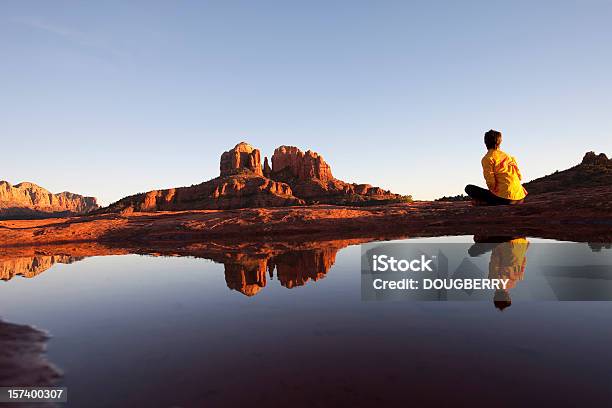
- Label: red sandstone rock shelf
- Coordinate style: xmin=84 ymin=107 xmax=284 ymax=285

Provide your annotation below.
xmin=1 ymin=186 xmax=610 ymax=247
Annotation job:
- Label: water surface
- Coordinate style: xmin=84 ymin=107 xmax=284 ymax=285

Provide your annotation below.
xmin=1 ymin=236 xmax=611 ymax=407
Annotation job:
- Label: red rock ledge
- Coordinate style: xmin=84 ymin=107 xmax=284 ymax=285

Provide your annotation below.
xmin=0 ymin=186 xmax=610 ymax=247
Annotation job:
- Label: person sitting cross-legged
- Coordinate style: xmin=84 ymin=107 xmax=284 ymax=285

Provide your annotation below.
xmin=465 ymin=129 xmax=527 ymax=206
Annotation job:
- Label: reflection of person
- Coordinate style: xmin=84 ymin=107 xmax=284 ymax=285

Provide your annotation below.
xmin=465 ymin=130 xmax=528 ymax=205
xmin=469 ymin=236 xmax=529 ymax=310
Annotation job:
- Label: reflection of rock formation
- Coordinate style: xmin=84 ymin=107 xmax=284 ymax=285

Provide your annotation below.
xmin=0 ymin=319 xmax=61 ymax=386
xmin=224 ymin=256 xmax=267 ymax=297
xmin=222 ymin=247 xmax=340 ymax=295
xmin=588 ymin=243 xmax=612 ymax=252
xmin=270 ymin=248 xmax=337 ymax=289
xmin=0 ymin=254 xmax=84 ymax=281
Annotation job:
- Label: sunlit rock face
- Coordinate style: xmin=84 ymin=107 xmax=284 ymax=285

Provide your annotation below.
xmin=271 ymin=146 xmax=333 ymax=182
xmin=103 ymin=141 xmax=403 ymax=213
xmin=112 ymin=174 xmax=301 ymax=212
xmin=103 ymin=142 xmax=303 ymax=212
xmin=0 ymin=181 xmax=98 ymax=219
xmin=269 ymin=145 xmax=401 ymax=204
xmin=220 ymin=142 xmax=264 ymax=177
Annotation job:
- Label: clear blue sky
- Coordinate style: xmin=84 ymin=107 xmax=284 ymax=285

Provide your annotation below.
xmin=1 ymin=0 xmax=610 ymax=205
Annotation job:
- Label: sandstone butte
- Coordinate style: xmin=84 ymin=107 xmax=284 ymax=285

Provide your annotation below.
xmin=102 ymin=142 xmax=404 ymax=213
xmin=0 ymin=180 xmax=98 ymax=219
xmin=0 ymin=150 xmax=609 ymax=248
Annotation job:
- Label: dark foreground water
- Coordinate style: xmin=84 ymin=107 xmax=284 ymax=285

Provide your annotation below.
xmin=1 ymin=236 xmax=611 ymax=407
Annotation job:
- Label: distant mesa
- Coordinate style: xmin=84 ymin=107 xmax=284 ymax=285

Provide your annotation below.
xmin=523 ymin=151 xmax=611 ymax=195
xmin=105 ymin=141 xmax=405 ymax=213
xmin=0 ymin=181 xmax=98 ymax=220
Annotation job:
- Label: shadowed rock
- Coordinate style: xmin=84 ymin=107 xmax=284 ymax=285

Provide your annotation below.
xmin=0 ymin=319 xmax=61 ymax=387
xmin=524 ymin=151 xmax=611 ymax=195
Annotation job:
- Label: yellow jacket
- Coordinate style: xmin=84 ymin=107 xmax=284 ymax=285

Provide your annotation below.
xmin=481 ymin=149 xmax=527 ymax=200
xmin=488 ymin=238 xmax=529 ymax=289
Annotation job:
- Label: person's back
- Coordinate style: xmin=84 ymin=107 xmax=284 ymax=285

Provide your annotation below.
xmin=481 ymin=148 xmax=527 ymax=201
xmin=465 ymin=129 xmax=527 ymax=205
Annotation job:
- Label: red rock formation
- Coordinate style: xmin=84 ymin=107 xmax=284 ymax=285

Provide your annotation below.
xmin=270 ymin=145 xmax=402 ymax=204
xmin=105 ymin=142 xmax=305 ymax=212
xmin=220 ymin=142 xmax=263 ymax=176
xmin=524 ymin=151 xmax=611 ymax=195
xmin=107 ymin=173 xmax=303 ymax=212
xmin=0 ymin=181 xmax=98 ymax=219
xmin=271 ymin=146 xmax=333 ymax=182
xmin=581 ymin=151 xmax=611 ymax=166
xmin=262 ymin=156 xmax=272 ymax=178
xmin=103 ymin=142 xmax=405 ymax=213
xmin=4 ymin=184 xmax=611 ymax=247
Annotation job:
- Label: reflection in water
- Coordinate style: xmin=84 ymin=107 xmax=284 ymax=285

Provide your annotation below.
xmin=224 ymin=248 xmax=338 ymax=295
xmin=0 ymin=254 xmax=84 ymax=281
xmin=469 ymin=236 xmax=529 ymax=310
xmin=589 ymin=242 xmax=612 ymax=252
xmin=224 ymin=256 xmax=268 ymax=296
xmin=0 ymin=241 xmax=346 ymax=297
xmin=1 ymin=238 xmax=612 ymax=406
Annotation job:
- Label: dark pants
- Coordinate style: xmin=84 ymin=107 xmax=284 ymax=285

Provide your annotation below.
xmin=464 ymin=184 xmax=523 ymax=206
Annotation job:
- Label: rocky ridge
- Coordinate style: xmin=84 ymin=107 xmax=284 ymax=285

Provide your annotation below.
xmin=0 ymin=181 xmax=98 ymax=219
xmin=105 ymin=142 xmax=403 ymax=213
xmin=523 ymin=151 xmax=611 ymax=195
xmin=269 ymin=145 xmax=400 ymax=204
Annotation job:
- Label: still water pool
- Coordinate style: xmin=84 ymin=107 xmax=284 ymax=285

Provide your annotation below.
xmin=1 ymin=236 xmax=611 ymax=407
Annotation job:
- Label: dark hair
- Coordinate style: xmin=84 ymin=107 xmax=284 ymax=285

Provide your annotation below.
xmin=484 ymin=129 xmax=502 ymax=149
xmin=493 ymin=289 xmax=511 ymax=311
